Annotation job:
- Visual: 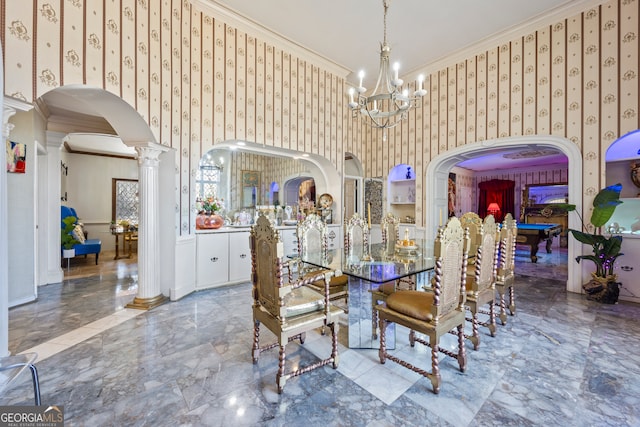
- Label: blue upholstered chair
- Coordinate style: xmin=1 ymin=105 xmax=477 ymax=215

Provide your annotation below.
xmin=61 ymin=206 xmax=102 ymax=264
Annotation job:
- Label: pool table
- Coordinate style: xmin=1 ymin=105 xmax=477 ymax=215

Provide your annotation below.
xmin=515 ymin=223 xmax=563 ymax=263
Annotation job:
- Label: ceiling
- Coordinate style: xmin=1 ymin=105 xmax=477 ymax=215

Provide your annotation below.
xmin=42 ymin=0 xmax=630 ymax=169
xmin=207 ymin=0 xmax=602 ymax=86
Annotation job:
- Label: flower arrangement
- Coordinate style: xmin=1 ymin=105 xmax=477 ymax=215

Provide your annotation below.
xmin=197 ymin=196 xmax=224 ymax=214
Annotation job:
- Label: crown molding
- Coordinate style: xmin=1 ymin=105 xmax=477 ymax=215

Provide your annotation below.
xmin=190 ymin=0 xmax=351 ymax=78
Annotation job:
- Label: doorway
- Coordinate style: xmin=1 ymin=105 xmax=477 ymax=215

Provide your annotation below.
xmin=426 ymin=136 xmax=583 ymax=293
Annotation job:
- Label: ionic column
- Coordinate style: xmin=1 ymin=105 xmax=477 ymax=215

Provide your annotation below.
xmin=126 ymin=142 xmax=170 ymax=310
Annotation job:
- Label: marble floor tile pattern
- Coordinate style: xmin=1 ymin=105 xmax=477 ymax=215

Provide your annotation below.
xmin=2 ymin=251 xmax=640 ymax=426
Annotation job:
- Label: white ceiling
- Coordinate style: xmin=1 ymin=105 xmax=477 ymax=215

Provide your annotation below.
xmin=207 ymin=0 xmax=603 ymax=87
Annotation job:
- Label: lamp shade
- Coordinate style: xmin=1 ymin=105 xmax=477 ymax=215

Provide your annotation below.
xmin=487 ymin=202 xmax=501 ymax=213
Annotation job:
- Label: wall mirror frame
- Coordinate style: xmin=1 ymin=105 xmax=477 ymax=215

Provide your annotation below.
xmin=195 ymin=140 xmax=342 ymax=224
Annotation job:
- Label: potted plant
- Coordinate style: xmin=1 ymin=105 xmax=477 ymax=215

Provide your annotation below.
xmin=555 ymin=183 xmax=624 ymax=303
xmin=61 ymin=215 xmax=80 ymax=258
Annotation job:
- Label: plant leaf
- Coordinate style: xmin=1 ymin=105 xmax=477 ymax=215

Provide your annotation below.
xmin=591 ymin=183 xmax=623 ymax=227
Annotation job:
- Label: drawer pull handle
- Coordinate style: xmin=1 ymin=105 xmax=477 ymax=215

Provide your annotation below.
xmin=240 ymin=254 xmax=247 ymax=259
xmin=210 ymin=257 xmax=218 ymax=262
xmin=621 ymin=266 xmax=633 ymax=272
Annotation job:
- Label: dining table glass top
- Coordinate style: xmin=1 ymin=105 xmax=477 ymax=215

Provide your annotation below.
xmin=300 ymin=239 xmax=435 ymax=283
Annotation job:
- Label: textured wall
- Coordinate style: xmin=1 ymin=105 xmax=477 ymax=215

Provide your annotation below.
xmin=353 ymin=0 xmax=639 ymax=227
xmin=1 ymin=0 xmax=349 ymax=234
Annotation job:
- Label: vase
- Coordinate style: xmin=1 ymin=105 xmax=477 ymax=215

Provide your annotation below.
xmin=196 ymin=212 xmax=224 ymax=230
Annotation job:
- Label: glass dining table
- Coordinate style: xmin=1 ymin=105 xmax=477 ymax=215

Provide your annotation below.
xmin=298 ymin=239 xmax=435 ymax=349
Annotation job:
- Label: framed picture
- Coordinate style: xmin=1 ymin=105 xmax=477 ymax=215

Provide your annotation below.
xmin=6 ymin=140 xmax=26 ymax=173
xmin=241 ymin=170 xmax=260 ymax=207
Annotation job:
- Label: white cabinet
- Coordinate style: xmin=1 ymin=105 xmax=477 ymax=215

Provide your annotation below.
xmin=196 ymin=233 xmax=229 ymax=289
xmin=616 ymin=236 xmax=640 ymax=304
xmin=279 ymin=227 xmax=299 ymax=256
xmin=228 ymin=232 xmax=251 ymax=283
xmin=196 ymin=231 xmax=251 ymax=289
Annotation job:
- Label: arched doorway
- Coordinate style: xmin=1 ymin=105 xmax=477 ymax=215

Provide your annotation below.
xmin=426 ymin=135 xmax=583 ymax=293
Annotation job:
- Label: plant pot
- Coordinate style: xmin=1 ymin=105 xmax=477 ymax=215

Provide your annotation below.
xmin=582 ymin=273 xmax=620 ymax=304
xmin=62 ymin=248 xmax=75 ymax=258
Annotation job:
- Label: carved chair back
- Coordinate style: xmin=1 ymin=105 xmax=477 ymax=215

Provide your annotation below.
xmin=344 ymin=213 xmax=369 ymax=259
xmin=381 ymin=213 xmax=400 ymax=253
xmin=297 ymin=213 xmax=327 ymax=260
xmin=430 ymin=216 xmax=470 ymax=320
xmin=250 ymin=214 xmax=288 ymax=318
xmin=497 ymin=213 xmax=517 ymax=282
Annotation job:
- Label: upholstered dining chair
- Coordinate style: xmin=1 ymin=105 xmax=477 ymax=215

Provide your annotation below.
xmin=344 ymin=213 xmax=369 ymax=260
xmin=374 ymin=216 xmax=470 ymax=394
xmin=371 ymin=213 xmax=416 ymax=339
xmin=250 ymin=214 xmax=342 ymax=393
xmin=460 ymin=212 xmax=500 ymax=350
xmin=297 ymin=213 xmax=349 ymax=311
xmin=495 ymin=213 xmax=517 ymax=325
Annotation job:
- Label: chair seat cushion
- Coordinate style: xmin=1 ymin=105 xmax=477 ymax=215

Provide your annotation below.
xmin=312 ymin=274 xmax=348 ymax=289
xmin=73 ymin=239 xmax=102 ymax=255
xmin=385 ymin=290 xmax=434 ymax=321
xmin=283 ymin=286 xmax=325 ymax=318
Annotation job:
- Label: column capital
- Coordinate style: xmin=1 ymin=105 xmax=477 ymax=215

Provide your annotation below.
xmin=129 ymin=141 xmax=170 ymax=163
xmin=2 ymin=106 xmax=16 ymax=138
xmin=46 ymin=131 xmax=67 ymax=149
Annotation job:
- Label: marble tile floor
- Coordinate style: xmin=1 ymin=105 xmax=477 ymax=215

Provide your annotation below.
xmin=3 ymin=254 xmax=640 ymax=426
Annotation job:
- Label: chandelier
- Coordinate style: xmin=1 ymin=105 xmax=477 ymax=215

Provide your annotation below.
xmin=348 ymin=0 xmax=427 ymax=129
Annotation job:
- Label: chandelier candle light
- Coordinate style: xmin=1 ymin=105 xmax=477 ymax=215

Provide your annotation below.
xmin=348 ymin=0 xmax=427 ymax=129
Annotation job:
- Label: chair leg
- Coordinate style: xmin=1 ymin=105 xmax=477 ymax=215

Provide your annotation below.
xmin=28 ymin=364 xmax=41 ymax=405
xmin=378 ymin=317 xmax=387 ymax=364
xmin=509 ymin=286 xmax=516 ymax=315
xmin=409 ymin=329 xmax=416 ymax=347
xmin=489 ymin=302 xmax=497 ymax=337
xmin=456 ymin=324 xmax=467 ymax=373
xmin=499 ymin=293 xmax=508 ymax=325
xmin=470 ymin=312 xmax=480 ymax=351
xmin=328 ymin=322 xmax=339 ymax=369
xmin=252 ymin=320 xmax=260 ymax=363
xmin=95 ymin=253 xmax=99 ymax=265
xmin=276 ymin=345 xmax=286 ymax=394
xmin=371 ymin=299 xmax=378 ymax=340
xmin=429 ymin=342 xmax=441 ymax=394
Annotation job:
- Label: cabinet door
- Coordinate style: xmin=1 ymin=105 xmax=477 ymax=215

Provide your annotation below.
xmin=229 ymin=232 xmax=252 ymax=283
xmin=617 ymin=238 xmax=640 ymax=303
xmin=196 ymin=234 xmax=229 ymax=289
xmin=280 ymin=228 xmax=299 ymax=256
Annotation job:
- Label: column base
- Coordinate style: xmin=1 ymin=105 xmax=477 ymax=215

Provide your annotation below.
xmin=125 ymin=294 xmax=169 ymax=311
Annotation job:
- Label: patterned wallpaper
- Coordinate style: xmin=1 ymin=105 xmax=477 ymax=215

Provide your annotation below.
xmin=2 ymin=0 xmax=639 ymax=231
xmin=354 ymin=0 xmax=639 ymax=227
xmin=1 ymin=0 xmax=349 ymax=234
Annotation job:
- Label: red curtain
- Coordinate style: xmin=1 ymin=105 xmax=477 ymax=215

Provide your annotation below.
xmin=478 ymin=179 xmax=515 ymax=223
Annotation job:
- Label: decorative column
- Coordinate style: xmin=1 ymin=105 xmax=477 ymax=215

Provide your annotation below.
xmin=46 ymin=131 xmax=66 ymax=285
xmin=126 ymin=142 xmax=170 ymax=310
xmin=1 ymin=105 xmax=16 ymax=357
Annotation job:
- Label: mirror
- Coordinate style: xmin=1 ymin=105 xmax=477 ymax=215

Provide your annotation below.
xmin=197 ymin=144 xmax=328 ymax=224
xmin=523 ymin=183 xmax=568 ymax=206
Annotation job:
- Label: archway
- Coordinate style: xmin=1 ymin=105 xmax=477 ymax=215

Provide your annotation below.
xmin=33 ymin=85 xmax=175 ymax=299
xmin=426 ymin=135 xmax=583 ymax=293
